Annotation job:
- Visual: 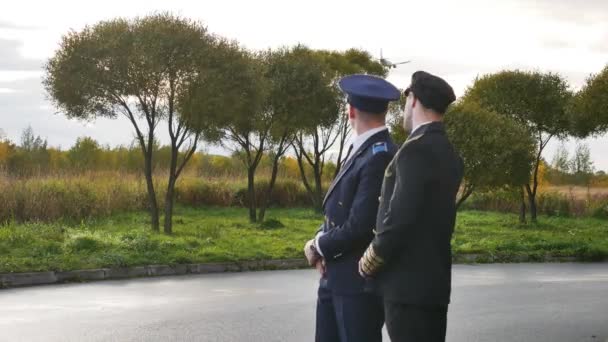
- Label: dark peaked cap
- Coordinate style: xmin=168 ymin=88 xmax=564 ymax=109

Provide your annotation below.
xmin=339 ymin=74 xmax=401 ymax=114
xmin=408 ymin=71 xmax=456 ymax=114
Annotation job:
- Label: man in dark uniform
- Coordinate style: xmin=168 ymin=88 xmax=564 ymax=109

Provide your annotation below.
xmin=359 ymin=71 xmax=464 ymax=342
xmin=303 ymin=74 xmax=400 ymax=342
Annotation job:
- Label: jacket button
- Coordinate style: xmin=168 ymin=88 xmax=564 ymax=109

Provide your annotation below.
xmin=338 ymin=201 xmax=343 ymax=206
xmin=378 ymin=196 xmax=381 ymax=202
xmin=331 ymin=221 xmax=336 ymax=227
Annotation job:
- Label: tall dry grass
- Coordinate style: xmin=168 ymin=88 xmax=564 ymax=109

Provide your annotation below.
xmin=461 ymin=187 xmax=608 ymax=219
xmin=0 ymin=170 xmax=314 ymax=223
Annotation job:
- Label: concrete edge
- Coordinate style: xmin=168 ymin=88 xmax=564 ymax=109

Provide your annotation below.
xmin=0 ymin=255 xmax=603 ymax=289
xmin=0 ymin=259 xmax=309 ymax=289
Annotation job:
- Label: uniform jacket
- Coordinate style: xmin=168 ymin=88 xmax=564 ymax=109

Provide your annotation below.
xmin=372 ymin=121 xmax=464 ymax=305
xmin=318 ymin=129 xmax=397 ymax=294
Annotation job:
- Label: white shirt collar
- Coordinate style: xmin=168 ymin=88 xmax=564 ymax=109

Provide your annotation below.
xmin=349 ymin=125 xmax=388 ymax=157
xmin=411 ymin=121 xmax=432 ymax=136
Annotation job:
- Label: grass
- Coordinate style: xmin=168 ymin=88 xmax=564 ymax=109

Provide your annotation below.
xmin=453 ymin=211 xmax=608 ymax=262
xmin=0 ymin=208 xmax=606 ymax=274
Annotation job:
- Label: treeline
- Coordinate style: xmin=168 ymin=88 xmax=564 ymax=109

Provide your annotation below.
xmin=546 ymin=142 xmax=608 ymax=187
xmin=0 ymin=127 xmax=336 ymax=181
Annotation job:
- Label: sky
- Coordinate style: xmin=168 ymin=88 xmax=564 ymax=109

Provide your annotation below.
xmin=1 ymin=0 xmax=607 ymax=170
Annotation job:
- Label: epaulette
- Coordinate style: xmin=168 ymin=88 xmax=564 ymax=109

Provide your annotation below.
xmin=395 ymin=133 xmax=425 ymax=158
xmin=372 ymin=141 xmax=388 ymax=155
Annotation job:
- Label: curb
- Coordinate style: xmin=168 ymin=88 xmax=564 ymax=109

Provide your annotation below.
xmin=0 ymin=259 xmax=309 ymax=288
xmin=0 ymin=255 xmax=602 ymax=289
xmin=452 ymin=254 xmax=581 ymax=264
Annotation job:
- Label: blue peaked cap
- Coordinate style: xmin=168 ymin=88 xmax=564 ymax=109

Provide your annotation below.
xmin=338 ymin=74 xmax=401 ymax=114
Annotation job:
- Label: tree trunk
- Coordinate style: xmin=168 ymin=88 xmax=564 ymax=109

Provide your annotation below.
xmin=164 ymin=147 xmax=179 ymax=234
xmin=456 ymin=185 xmax=474 ymax=210
xmin=164 ymin=175 xmax=176 ymax=234
xmin=528 ymin=194 xmax=537 ymax=223
xmin=143 ymin=149 xmax=160 ymax=232
xmin=248 ymin=167 xmax=257 ymax=223
xmin=333 ymin=115 xmax=350 ymax=179
xmin=525 ymin=184 xmax=537 ymax=223
xmin=526 ymin=149 xmax=543 ymax=223
xmin=312 ymin=163 xmax=324 ymax=213
xmin=519 ymin=186 xmax=527 ymax=224
xmin=294 ymin=143 xmax=316 ymax=208
xmin=259 ymin=154 xmax=281 ymax=222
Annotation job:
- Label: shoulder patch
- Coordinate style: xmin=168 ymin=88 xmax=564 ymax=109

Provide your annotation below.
xmin=372 ymin=141 xmax=388 ymax=155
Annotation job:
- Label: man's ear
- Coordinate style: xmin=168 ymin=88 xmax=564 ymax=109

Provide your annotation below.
xmin=412 ymin=97 xmax=417 ymax=108
xmin=349 ymin=105 xmax=356 ymax=120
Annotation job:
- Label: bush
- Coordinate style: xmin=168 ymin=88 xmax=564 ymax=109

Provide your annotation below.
xmin=537 ymin=192 xmax=572 ymax=217
xmin=590 ymin=200 xmax=608 ymax=219
xmin=460 ymin=188 xmax=520 ymax=213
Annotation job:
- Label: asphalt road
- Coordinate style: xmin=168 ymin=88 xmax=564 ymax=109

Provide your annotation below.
xmin=0 ymin=263 xmax=607 ymax=342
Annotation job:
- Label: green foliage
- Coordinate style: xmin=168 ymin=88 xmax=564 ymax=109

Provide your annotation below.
xmin=464 ymin=70 xmax=572 ymax=137
xmin=571 ymin=65 xmax=608 ymax=137
xmin=68 ymin=137 xmax=102 ymax=170
xmin=387 ymin=94 xmax=407 ymax=145
xmin=445 ymin=100 xmax=535 ymax=206
xmin=590 ymin=200 xmax=608 ymax=219
xmin=6 ymin=126 xmax=51 ymax=175
xmin=463 ymin=70 xmax=575 ymax=221
xmin=547 ymin=142 xmax=596 ymax=186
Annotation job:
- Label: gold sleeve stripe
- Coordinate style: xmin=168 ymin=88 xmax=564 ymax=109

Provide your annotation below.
xmin=362 ymin=245 xmax=384 ymax=274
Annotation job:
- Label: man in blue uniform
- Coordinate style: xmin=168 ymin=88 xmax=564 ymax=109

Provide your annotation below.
xmin=303 ymin=74 xmax=400 ymax=342
xmin=359 ymin=71 xmax=463 ymax=342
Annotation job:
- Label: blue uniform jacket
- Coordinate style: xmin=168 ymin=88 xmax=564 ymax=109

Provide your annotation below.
xmin=318 ymin=129 xmax=397 ymax=294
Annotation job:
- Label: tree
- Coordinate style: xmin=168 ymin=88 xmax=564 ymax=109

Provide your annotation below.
xmin=292 ymin=49 xmax=387 ymax=212
xmin=570 ymin=142 xmax=594 ymax=187
xmin=257 ymin=46 xmax=336 ymax=222
xmin=387 ymin=93 xmax=407 ymax=145
xmin=205 ymin=49 xmax=268 ymax=223
xmin=146 ymin=20 xmax=258 ymax=234
xmin=44 ymin=14 xmax=248 ymax=233
xmin=0 ymin=135 xmax=15 ymax=171
xmin=316 ymin=49 xmax=388 ymax=177
xmin=68 ymin=137 xmax=102 ymax=171
xmin=571 ymin=65 xmax=608 ymax=137
xmin=292 ymin=88 xmax=340 ymax=212
xmin=11 ymin=126 xmax=50 ymax=175
xmin=445 ymin=101 xmax=535 ymax=217
xmin=552 ymin=142 xmax=570 ymax=173
xmin=464 ymin=70 xmax=572 ymax=222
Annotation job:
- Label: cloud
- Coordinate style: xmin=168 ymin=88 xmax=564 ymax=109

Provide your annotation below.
xmin=591 ymin=31 xmax=608 ymax=53
xmin=0 ymin=20 xmax=41 ymax=30
xmin=0 ymin=39 xmax=44 ymax=71
xmin=507 ymin=0 xmax=608 ymax=24
xmin=540 ymin=37 xmax=576 ymax=50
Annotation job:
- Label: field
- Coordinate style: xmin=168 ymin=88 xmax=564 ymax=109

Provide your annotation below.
xmin=546 ymin=185 xmax=608 ymax=199
xmin=0 ymin=207 xmax=606 ymax=274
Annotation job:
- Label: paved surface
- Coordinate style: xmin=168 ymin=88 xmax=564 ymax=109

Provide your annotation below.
xmin=0 ymin=263 xmax=607 ymax=342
